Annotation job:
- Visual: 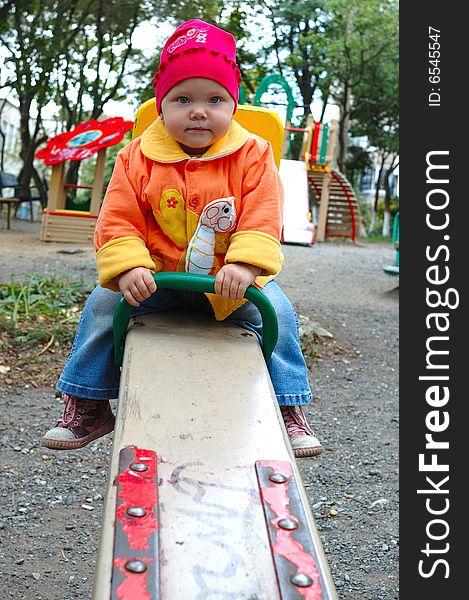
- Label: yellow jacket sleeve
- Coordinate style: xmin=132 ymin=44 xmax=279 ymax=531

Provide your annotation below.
xmin=94 ymin=144 xmax=154 ymax=289
xmin=224 ymin=137 xmax=284 ymax=276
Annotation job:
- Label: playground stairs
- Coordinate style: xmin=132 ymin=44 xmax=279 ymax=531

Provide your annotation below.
xmin=308 ymin=169 xmax=362 ymax=242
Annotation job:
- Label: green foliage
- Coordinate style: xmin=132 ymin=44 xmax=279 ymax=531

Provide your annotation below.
xmin=260 ymin=0 xmax=328 ymax=117
xmin=0 ymin=275 xmax=93 ymax=386
xmin=323 ymin=0 xmax=398 ymax=167
xmin=324 ymin=0 xmax=398 ymax=83
xmin=345 ymin=0 xmax=399 ymax=159
xmin=359 ymin=194 xmax=399 ymax=236
xmin=51 ymin=1 xmax=154 ymax=126
xmin=151 ymin=0 xmax=225 ymax=24
xmin=134 ymin=1 xmax=266 ymax=106
xmin=0 ymin=276 xmax=92 ymax=335
xmin=104 ymin=139 xmax=127 ymax=182
xmin=345 ymin=145 xmax=373 ymax=188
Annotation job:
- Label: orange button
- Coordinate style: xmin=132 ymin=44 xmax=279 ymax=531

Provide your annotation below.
xmin=186 ymin=162 xmax=198 ymax=172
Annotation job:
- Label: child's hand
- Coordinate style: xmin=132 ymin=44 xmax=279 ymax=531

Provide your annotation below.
xmin=214 ymin=263 xmax=262 ymax=299
xmin=117 ymin=267 xmax=157 ymax=307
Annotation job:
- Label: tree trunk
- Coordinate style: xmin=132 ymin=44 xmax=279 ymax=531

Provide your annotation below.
xmin=17 ymin=95 xmax=35 ymax=185
xmin=31 ymin=166 xmax=48 ymax=207
xmin=382 ymin=169 xmax=392 ymax=236
xmin=0 ymin=96 xmax=10 ymax=171
xmin=382 ymin=210 xmax=391 ymax=237
xmin=369 ymin=153 xmax=387 ymax=233
xmin=17 ymin=93 xmax=48 ymax=189
xmin=337 ymin=81 xmax=351 ymax=172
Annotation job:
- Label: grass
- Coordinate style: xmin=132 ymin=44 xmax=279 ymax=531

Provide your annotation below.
xmin=0 ymin=276 xmax=93 ymax=387
xmin=358 ymin=232 xmax=393 ymax=244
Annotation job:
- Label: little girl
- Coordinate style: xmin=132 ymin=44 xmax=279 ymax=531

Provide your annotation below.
xmin=42 ymin=19 xmax=324 ymax=458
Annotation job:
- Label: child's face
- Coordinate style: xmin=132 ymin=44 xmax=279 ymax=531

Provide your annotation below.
xmin=160 ymin=78 xmax=235 ymax=156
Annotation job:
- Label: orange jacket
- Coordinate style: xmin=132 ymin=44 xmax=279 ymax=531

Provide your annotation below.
xmin=94 ymin=117 xmax=284 ymax=319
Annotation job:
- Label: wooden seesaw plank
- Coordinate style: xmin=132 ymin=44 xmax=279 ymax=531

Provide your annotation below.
xmin=93 ymin=311 xmax=337 ymax=600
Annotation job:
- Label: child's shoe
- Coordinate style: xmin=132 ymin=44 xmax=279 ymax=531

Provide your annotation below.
xmin=280 ymin=406 xmax=324 ymax=458
xmin=42 ymin=393 xmax=115 ymax=450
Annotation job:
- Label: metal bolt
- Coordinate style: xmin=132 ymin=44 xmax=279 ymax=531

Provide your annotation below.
xmin=126 ymin=506 xmax=147 ymax=518
xmin=269 ymin=473 xmax=287 ymax=484
xmin=278 ymin=518 xmax=298 ymax=530
xmin=129 ymin=462 xmax=148 ymax=472
xmin=125 ymin=559 xmax=147 ymax=574
xmin=291 ymin=573 xmax=313 ymax=587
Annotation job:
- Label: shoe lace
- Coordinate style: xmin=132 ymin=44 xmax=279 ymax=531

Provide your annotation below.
xmin=281 ymin=406 xmax=315 ymax=437
xmin=61 ymin=394 xmax=79 ymax=426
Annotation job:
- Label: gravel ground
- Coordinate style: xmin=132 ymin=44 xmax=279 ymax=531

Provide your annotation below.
xmin=0 ymin=219 xmax=399 ymax=599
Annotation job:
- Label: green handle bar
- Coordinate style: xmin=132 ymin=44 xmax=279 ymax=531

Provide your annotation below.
xmin=113 ymin=272 xmax=278 ymax=366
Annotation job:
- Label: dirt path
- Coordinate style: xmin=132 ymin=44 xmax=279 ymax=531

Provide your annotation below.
xmin=0 ymin=220 xmax=399 ymax=599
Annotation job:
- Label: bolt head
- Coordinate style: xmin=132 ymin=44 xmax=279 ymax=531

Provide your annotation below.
xmin=129 ymin=462 xmax=148 ymax=472
xmin=291 ymin=573 xmax=313 ymax=587
xmin=269 ymin=473 xmax=288 ymax=483
xmin=278 ymin=518 xmax=299 ymax=530
xmin=125 ymin=559 xmax=147 ymax=574
xmin=126 ymin=506 xmax=147 ymax=518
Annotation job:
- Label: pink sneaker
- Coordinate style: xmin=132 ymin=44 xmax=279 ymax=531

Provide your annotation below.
xmin=281 ymin=406 xmax=324 ymax=458
xmin=42 ymin=393 xmax=115 ymax=450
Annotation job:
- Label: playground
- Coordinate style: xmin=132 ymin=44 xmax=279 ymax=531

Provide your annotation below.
xmin=0 ymin=218 xmax=398 ymax=599
xmin=0 ymin=85 xmax=398 ymax=600
xmin=0 ymin=0 xmax=401 ymax=595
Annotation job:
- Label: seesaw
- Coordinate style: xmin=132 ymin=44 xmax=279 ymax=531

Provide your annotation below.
xmin=93 ymin=272 xmax=337 ymax=599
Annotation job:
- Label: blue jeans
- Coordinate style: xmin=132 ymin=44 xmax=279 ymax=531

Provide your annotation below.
xmin=57 ymin=280 xmax=312 ymax=406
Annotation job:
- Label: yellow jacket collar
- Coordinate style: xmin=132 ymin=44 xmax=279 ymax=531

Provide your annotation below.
xmin=140 ymin=117 xmax=250 ymax=163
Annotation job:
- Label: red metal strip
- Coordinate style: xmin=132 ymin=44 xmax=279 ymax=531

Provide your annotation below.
xmin=111 ymin=446 xmax=159 ymax=599
xmin=256 ymin=460 xmax=330 ymax=600
xmin=112 ymin=558 xmax=156 ymax=600
xmin=310 ymin=122 xmax=321 ymax=164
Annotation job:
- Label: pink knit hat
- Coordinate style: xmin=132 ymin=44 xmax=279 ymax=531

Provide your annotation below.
xmin=153 ymin=19 xmax=242 ymax=113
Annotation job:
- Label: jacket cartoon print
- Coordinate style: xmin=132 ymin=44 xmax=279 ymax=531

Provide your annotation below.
xmin=94 ymin=117 xmax=284 ymax=320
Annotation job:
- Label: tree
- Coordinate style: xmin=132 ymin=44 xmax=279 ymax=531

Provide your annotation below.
xmin=0 ymin=0 xmax=19 ymax=31
xmin=53 ymin=0 xmax=154 ymax=187
xmin=133 ymin=0 xmax=262 ymax=106
xmin=259 ymin=0 xmax=329 ymax=122
xmin=323 ymin=0 xmax=398 ymax=172
xmin=149 ymin=0 xmax=225 ymax=24
xmin=349 ymin=28 xmax=399 ymax=235
xmin=0 ymin=0 xmax=94 ymax=195
xmin=1 ymin=0 xmax=170 ymax=191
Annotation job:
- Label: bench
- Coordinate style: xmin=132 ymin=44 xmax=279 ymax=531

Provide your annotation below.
xmin=0 ymin=171 xmax=45 ymax=229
